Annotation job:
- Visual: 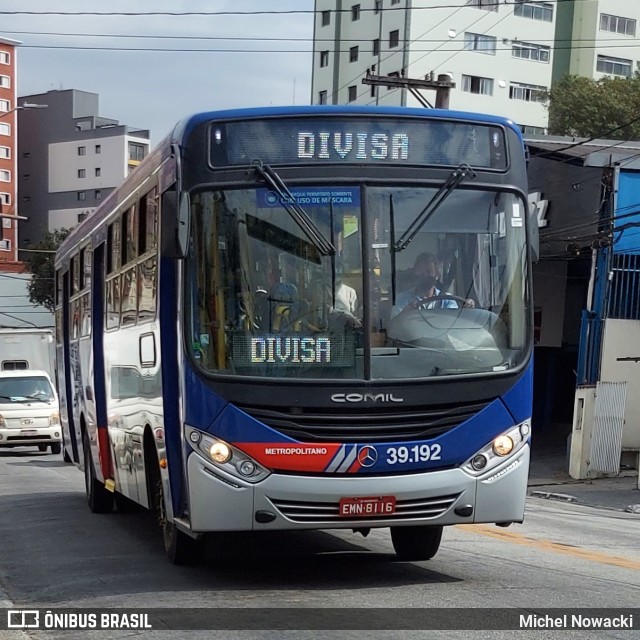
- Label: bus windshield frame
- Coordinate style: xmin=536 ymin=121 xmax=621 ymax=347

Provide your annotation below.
xmin=185 ymin=176 xmax=531 ymax=382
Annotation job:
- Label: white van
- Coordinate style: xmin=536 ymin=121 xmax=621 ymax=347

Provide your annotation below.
xmin=0 ymin=370 xmax=61 ymax=454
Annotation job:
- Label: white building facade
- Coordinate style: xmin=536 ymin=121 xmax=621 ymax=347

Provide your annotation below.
xmin=312 ymin=1 xmax=640 ymax=133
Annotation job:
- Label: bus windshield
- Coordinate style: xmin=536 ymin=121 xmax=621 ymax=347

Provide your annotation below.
xmin=187 ymin=184 xmax=530 ymax=380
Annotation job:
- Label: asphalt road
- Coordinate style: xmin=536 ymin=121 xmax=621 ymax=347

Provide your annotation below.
xmin=1 ymin=449 xmax=639 ymax=639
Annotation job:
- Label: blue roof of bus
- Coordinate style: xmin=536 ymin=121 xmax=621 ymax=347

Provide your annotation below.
xmin=174 ymin=104 xmax=523 ymax=141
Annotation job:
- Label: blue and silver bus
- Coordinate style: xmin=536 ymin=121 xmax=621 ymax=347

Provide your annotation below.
xmin=55 ymin=105 xmax=534 ymax=564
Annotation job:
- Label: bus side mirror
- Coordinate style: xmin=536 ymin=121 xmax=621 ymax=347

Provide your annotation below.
xmin=161 ymin=189 xmax=191 ymax=259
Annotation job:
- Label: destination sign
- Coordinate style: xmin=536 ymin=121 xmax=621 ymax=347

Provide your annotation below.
xmin=232 ymin=333 xmax=354 ymax=368
xmin=210 ymin=117 xmax=507 ymax=169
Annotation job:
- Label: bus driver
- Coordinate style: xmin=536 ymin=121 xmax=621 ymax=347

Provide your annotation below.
xmin=391 ymin=252 xmax=475 ymax=319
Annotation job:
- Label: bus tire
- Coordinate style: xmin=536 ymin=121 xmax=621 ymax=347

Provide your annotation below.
xmin=151 ymin=464 xmax=202 ymax=565
xmin=390 ymin=525 xmax=443 ymax=561
xmin=83 ymin=433 xmax=114 ymax=514
xmin=50 ymin=442 xmax=62 ymax=455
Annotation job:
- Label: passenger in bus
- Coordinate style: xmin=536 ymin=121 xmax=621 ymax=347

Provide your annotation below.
xmin=391 ymin=252 xmax=474 ymax=319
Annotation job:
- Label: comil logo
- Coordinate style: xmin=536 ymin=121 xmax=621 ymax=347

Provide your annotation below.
xmin=330 ymin=393 xmax=404 ymax=404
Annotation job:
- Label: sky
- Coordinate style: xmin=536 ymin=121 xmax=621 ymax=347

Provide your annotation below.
xmin=2 ymin=0 xmax=316 ymax=145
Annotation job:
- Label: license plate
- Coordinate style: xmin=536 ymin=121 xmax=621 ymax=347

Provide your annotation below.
xmin=20 ymin=430 xmax=38 ymax=436
xmin=339 ymin=496 xmax=396 ymax=517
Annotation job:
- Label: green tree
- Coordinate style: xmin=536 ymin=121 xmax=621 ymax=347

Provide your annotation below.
xmin=547 ymin=74 xmax=640 ymax=139
xmin=23 ymin=229 xmax=70 ymax=312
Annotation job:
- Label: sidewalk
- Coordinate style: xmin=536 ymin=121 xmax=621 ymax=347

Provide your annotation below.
xmin=528 ymin=443 xmax=640 ymax=512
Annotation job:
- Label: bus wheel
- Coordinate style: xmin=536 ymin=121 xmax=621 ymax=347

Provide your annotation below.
xmin=154 ymin=476 xmax=202 ymax=565
xmin=83 ymin=433 xmax=114 ymax=514
xmin=390 ymin=525 xmax=443 ymax=561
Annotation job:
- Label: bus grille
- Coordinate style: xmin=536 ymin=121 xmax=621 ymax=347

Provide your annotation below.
xmin=269 ymin=493 xmax=461 ymax=523
xmin=236 ymin=400 xmax=490 ymax=443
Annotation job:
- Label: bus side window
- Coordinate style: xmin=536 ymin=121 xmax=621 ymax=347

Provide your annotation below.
xmin=122 ymin=205 xmax=137 ymax=265
xmin=138 ymin=188 xmax=158 ymax=255
xmin=106 ymin=277 xmax=120 ymax=330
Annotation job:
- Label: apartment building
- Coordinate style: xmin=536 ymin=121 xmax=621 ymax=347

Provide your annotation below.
xmin=17 ymin=89 xmax=150 ymax=248
xmin=312 ymin=1 xmax=640 ymax=132
xmin=0 ymin=37 xmax=20 ymax=263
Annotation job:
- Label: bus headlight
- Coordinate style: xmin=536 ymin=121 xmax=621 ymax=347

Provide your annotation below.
xmin=186 ymin=426 xmax=270 ymax=484
xmin=462 ymin=421 xmax=530 ymax=477
xmin=209 ymin=442 xmax=231 ymax=464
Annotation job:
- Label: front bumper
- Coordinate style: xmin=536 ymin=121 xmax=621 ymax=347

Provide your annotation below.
xmin=187 ymin=444 xmax=530 ymax=532
xmin=0 ymin=426 xmax=62 ymax=447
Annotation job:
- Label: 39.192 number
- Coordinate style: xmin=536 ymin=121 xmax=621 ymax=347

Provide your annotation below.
xmin=386 ymin=444 xmax=442 ymax=465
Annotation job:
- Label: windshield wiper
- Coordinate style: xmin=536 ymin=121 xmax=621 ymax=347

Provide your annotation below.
xmin=252 ymin=160 xmax=335 ymax=256
xmin=394 ymin=164 xmax=476 ymax=252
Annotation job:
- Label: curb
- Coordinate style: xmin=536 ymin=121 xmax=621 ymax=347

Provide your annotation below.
xmin=0 ymin=587 xmax=30 ymax=640
xmin=530 ymin=490 xmax=577 ymax=503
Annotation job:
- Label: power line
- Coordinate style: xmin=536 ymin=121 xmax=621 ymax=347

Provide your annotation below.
xmin=4 ymin=29 xmax=630 ymax=45
xmin=0 ymin=2 xmax=590 ymax=16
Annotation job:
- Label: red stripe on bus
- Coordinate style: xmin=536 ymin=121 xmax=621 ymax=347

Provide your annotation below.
xmin=97 ymin=427 xmax=113 ymax=480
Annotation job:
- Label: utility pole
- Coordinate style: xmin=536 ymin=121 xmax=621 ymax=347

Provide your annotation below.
xmin=362 ymin=69 xmax=455 ymax=109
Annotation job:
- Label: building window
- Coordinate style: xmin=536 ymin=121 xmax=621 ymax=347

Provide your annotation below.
xmin=351 ymin=4 xmax=360 ymax=21
xmin=78 ymin=146 xmax=86 ymax=156
xmin=600 ymin=14 xmax=636 ymax=36
xmin=0 ymin=52 xmax=9 ymax=65
xmin=0 ymin=193 xmax=11 ymax=205
xmin=391 ymin=0 xmax=401 ymax=4
xmin=128 ymin=142 xmax=145 ymax=162
xmin=373 ymin=38 xmax=380 ymax=56
xmin=349 ymin=46 xmax=359 ymax=62
xmin=0 ymin=147 xmax=9 ymax=159
xmin=512 ymin=41 xmax=550 ymax=63
xmin=77 ymin=191 xmax=86 ymax=201
xmin=95 ymin=190 xmax=102 ymax=200
xmin=464 ymin=32 xmax=497 ymax=54
xmin=389 ymin=29 xmax=399 ymax=48
xmin=320 ymin=50 xmax=329 ymax=67
xmin=0 ymin=100 xmax=9 ymax=112
xmin=22 ymin=152 xmax=30 ymax=158
xmin=375 ymin=0 xmax=382 ymax=13
xmin=509 ymin=81 xmax=547 ymax=102
xmin=0 ymin=123 xmax=9 ymax=136
xmin=95 ymin=144 xmax=101 ymax=154
xmin=520 ymin=124 xmax=546 ymax=135
xmin=596 ymin=54 xmax=632 ymax=77
xmin=95 ymin=167 xmax=101 ymax=177
xmin=0 ymin=239 xmax=11 ymax=251
xmin=514 ymin=1 xmax=553 ymax=22
xmin=462 ymin=74 xmax=494 ymax=95
xmin=0 ymin=76 xmax=9 ymax=88
xmin=466 ymin=0 xmax=498 ymax=12
xmin=318 ymin=90 xmax=328 ymax=105
xmin=321 ymin=10 xmax=330 ymax=26
xmin=348 ymin=85 xmax=358 ymax=102
xmin=22 ymin=196 xmax=31 ymax=202
xmin=0 ymin=170 xmax=10 ymax=182
xmin=78 ymin=169 xmax=86 ymax=179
